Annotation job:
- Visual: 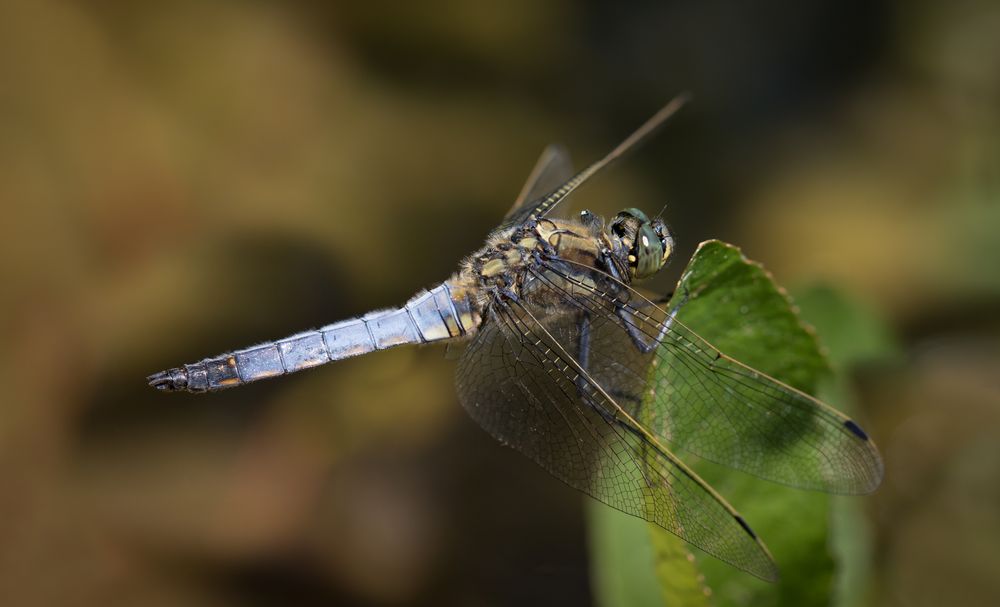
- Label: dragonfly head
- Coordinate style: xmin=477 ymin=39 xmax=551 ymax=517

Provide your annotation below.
xmin=609 ymin=208 xmax=674 ymax=280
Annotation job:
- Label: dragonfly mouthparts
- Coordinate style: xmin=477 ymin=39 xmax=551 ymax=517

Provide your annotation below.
xmin=147 ymin=367 xmax=188 ymax=391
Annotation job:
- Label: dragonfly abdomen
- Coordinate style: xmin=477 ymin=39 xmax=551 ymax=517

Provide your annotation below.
xmin=148 ymin=283 xmax=478 ymax=393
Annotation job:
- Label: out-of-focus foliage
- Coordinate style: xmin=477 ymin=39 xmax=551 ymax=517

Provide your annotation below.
xmin=793 ymin=285 xmax=899 ymax=607
xmin=2 ymin=0 xmax=999 ymax=605
xmin=588 ymin=494 xmax=668 ymax=607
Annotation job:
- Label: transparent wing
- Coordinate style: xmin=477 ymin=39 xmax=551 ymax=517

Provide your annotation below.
xmin=456 ymin=297 xmax=779 ymax=581
xmin=513 ymin=94 xmax=688 ymax=223
xmin=503 ymin=144 xmax=575 ymax=226
xmin=528 ymin=260 xmax=884 ymax=495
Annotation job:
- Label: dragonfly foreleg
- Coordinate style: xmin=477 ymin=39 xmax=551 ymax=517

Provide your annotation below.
xmin=593 ymin=248 xmax=682 ymax=355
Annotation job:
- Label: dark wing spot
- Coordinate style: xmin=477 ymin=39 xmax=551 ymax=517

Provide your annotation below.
xmin=734 ymin=514 xmax=757 ymax=540
xmin=843 ymin=419 xmax=870 ymax=441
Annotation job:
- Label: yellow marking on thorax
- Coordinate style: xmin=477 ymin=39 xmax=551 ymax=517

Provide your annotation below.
xmin=480 ymin=258 xmax=506 ymax=277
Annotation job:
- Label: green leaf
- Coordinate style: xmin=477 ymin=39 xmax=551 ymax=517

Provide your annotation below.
xmin=666 ymin=241 xmax=836 ymax=607
xmin=590 ymin=240 xmax=864 ymax=607
xmin=589 ymin=501 xmax=713 ymax=607
xmin=667 ymin=240 xmax=831 ymax=394
xmin=589 ymin=503 xmax=682 ymax=607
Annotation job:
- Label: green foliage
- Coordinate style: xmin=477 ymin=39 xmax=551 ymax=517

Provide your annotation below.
xmin=670 ymin=241 xmax=830 ymax=394
xmin=791 ymin=284 xmax=897 ymax=370
xmin=590 ymin=241 xmax=889 ymax=607
xmin=589 ymin=496 xmax=677 ymax=607
xmin=792 ymin=284 xmax=898 ymax=607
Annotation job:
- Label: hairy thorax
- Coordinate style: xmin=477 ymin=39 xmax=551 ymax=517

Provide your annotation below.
xmin=447 ymin=217 xmax=610 ymax=326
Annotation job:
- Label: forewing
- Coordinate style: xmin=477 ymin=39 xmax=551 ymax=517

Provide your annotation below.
xmin=531 ymin=261 xmax=884 ymax=495
xmin=514 ymin=95 xmax=688 ymax=223
xmin=503 ymin=144 xmax=575 ymax=226
xmin=455 ymin=298 xmax=779 ymax=581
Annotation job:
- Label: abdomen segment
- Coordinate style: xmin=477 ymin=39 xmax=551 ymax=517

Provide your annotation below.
xmin=148 ymin=282 xmax=477 ymax=393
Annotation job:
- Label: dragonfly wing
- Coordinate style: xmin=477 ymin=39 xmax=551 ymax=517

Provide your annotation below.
xmin=531 ymin=261 xmax=884 ymax=495
xmin=512 ymin=95 xmax=688 ymax=224
xmin=503 ymin=144 xmax=575 ymax=226
xmin=455 ymin=296 xmax=779 ymax=581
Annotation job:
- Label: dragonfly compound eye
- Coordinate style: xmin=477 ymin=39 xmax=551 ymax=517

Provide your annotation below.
xmin=632 ymin=223 xmax=665 ymax=279
xmin=610 ymin=208 xmax=646 ymax=243
xmin=612 ymin=208 xmax=668 ymax=280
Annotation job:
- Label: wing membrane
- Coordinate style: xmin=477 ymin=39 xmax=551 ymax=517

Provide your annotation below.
xmin=528 ymin=260 xmax=883 ymax=494
xmin=456 ymin=297 xmax=779 ymax=581
xmin=503 ymin=144 xmax=575 ymax=226
xmin=514 ymin=95 xmax=689 ymax=223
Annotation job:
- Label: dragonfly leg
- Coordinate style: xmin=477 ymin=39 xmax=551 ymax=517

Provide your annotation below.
xmin=617 ymin=287 xmax=688 ymax=355
xmin=574 ymin=311 xmax=592 ymax=397
xmin=573 ymin=311 xmax=646 ymax=423
xmin=594 ymin=247 xmax=686 ymax=355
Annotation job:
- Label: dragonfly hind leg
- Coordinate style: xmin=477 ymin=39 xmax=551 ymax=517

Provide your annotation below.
xmin=571 ymin=306 xmax=672 ymax=489
xmin=574 ymin=311 xmax=592 ymax=397
xmin=617 ymin=289 xmax=688 ymax=355
xmin=573 ymin=311 xmax=643 ymax=416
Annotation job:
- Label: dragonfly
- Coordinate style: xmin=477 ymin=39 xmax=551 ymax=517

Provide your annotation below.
xmin=148 ymin=95 xmax=883 ymax=581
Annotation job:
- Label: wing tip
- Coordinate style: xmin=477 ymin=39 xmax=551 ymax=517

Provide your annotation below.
xmin=759 ymin=564 xmax=781 ymax=583
xmin=842 ymin=419 xmax=886 ymax=494
xmin=733 ymin=513 xmax=757 ymax=540
xmin=860 ymin=447 xmax=886 ymax=495
xmin=733 ymin=514 xmax=781 ymax=582
xmin=843 ymin=419 xmax=870 ymax=441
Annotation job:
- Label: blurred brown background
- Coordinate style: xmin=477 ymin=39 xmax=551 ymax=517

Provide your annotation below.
xmin=2 ymin=1 xmax=999 ymax=605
